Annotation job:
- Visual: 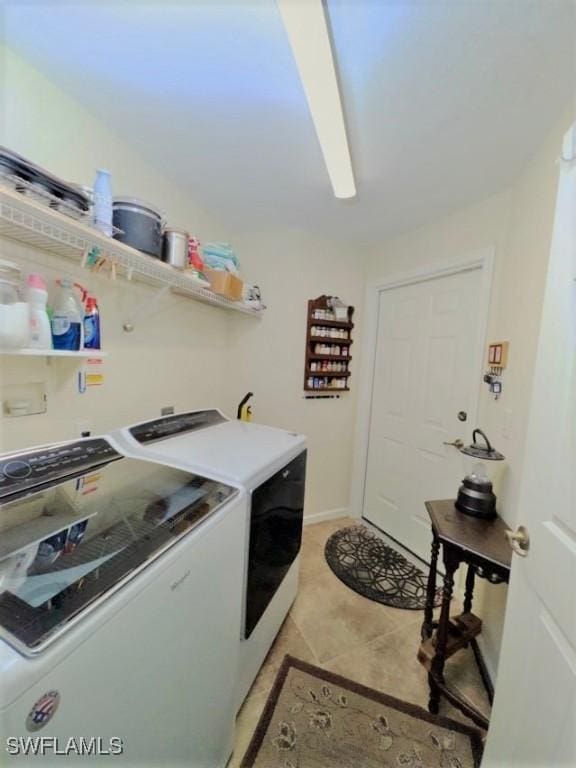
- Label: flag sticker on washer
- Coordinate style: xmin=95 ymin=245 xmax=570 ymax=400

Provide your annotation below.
xmin=76 ymin=473 xmax=101 ymax=495
xmin=26 ymin=690 xmax=61 ymax=731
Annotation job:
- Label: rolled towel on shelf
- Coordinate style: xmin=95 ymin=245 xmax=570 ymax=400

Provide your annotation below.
xmin=203 ymin=253 xmax=239 ymax=274
xmin=202 ymin=242 xmax=240 ymax=272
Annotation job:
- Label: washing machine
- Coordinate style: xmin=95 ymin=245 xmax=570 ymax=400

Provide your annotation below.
xmin=111 ymin=409 xmax=307 ymax=709
xmin=0 ymin=435 xmax=245 ymax=766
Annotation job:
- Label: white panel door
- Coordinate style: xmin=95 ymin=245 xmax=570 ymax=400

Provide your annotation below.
xmin=363 ymin=268 xmax=483 ymax=561
xmin=482 ymin=125 xmax=576 ymax=767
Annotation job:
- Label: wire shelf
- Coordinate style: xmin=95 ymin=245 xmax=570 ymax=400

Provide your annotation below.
xmin=0 ymin=173 xmax=125 ymax=235
xmin=0 ymin=185 xmax=263 ymax=317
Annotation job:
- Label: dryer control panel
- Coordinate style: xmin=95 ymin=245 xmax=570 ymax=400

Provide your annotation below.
xmin=129 ymin=409 xmax=227 ymax=444
xmin=0 ymin=439 xmax=121 ymax=499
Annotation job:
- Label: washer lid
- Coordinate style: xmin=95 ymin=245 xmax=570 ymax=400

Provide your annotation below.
xmin=120 ymin=413 xmax=306 ymax=486
xmin=0 ymin=439 xmax=236 ymax=654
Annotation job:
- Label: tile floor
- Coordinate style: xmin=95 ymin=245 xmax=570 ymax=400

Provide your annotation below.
xmin=229 ymin=518 xmax=491 ymax=767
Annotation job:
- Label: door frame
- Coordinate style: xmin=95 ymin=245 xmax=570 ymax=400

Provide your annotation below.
xmin=349 ymin=248 xmax=495 ymax=534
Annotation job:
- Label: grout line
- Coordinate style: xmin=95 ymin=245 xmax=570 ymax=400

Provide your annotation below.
xmin=288 ymin=613 xmax=321 ymax=666
xmin=287 ymin=609 xmax=321 ymax=666
xmin=289 ymin=581 xmax=423 ymax=668
xmin=316 ymin=614 xmax=423 ymax=669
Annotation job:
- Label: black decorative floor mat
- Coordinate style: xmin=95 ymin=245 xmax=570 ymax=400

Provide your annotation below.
xmin=324 ymin=524 xmax=441 ymax=610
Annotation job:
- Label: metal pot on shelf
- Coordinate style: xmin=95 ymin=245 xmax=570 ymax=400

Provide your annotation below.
xmin=112 ymin=197 xmax=164 ymax=258
xmin=162 ymin=228 xmax=189 ymax=269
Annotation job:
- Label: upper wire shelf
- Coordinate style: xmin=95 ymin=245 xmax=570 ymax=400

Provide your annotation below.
xmin=0 ymin=180 xmax=263 ymax=317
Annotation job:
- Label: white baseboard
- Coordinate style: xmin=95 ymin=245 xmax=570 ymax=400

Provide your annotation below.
xmin=303 ymin=508 xmax=349 ymax=526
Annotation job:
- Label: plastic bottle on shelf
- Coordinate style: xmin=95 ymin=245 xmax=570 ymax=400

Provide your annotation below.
xmin=93 ymin=169 xmax=113 ymax=236
xmin=0 ymin=260 xmax=30 ymax=349
xmin=51 ymin=279 xmax=83 ymax=351
xmin=26 ymin=273 xmax=52 ymax=349
xmin=83 ymin=294 xmax=101 ymax=349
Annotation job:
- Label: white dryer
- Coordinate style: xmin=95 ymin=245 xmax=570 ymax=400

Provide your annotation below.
xmin=0 ymin=436 xmax=245 ymax=766
xmin=112 ymin=410 xmax=307 ymax=709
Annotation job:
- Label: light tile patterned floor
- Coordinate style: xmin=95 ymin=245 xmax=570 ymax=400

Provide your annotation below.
xmin=229 ymin=518 xmax=490 ymax=767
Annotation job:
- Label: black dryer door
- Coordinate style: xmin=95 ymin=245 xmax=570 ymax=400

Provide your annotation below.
xmin=245 ymin=450 xmax=306 ymax=638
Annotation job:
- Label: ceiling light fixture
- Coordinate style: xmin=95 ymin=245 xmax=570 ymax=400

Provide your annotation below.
xmin=277 ymin=0 xmax=356 ymax=199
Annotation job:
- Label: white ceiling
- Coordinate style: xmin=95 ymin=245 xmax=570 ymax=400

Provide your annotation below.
xmin=2 ymin=0 xmax=574 ymax=243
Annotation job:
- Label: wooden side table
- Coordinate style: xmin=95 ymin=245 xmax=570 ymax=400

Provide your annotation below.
xmin=418 ymin=500 xmax=512 ymax=730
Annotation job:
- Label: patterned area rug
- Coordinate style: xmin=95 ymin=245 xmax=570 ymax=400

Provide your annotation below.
xmin=241 ymin=656 xmax=483 ymax=768
xmin=325 ymin=524 xmax=441 ymax=610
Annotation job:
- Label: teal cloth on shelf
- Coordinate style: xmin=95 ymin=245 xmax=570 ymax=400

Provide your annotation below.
xmin=202 ymin=242 xmax=240 ymax=271
xmin=203 ymin=253 xmax=239 ymax=273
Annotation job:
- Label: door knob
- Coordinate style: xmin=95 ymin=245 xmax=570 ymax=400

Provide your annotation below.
xmin=505 ymin=526 xmax=530 ymax=557
xmin=443 ymin=439 xmax=464 ymax=449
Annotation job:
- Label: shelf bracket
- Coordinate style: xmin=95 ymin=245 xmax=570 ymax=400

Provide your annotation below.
xmin=122 ymin=285 xmax=171 ymax=332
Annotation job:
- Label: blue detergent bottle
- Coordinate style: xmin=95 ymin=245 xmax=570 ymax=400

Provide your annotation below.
xmin=83 ymin=294 xmax=101 ymax=350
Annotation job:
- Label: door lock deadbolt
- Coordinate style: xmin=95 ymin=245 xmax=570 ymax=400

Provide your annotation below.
xmin=457 ymin=411 xmax=467 ymax=422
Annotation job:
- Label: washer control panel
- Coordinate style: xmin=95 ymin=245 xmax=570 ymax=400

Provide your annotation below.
xmin=0 ymin=439 xmax=121 ymax=499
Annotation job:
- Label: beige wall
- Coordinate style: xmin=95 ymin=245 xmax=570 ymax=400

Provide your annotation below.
xmin=0 ymin=46 xmax=360 ymax=521
xmin=364 ymin=110 xmax=571 ymax=674
xmin=226 ymin=228 xmax=364 ymax=519
xmin=0 ymin=43 xmax=236 ymax=449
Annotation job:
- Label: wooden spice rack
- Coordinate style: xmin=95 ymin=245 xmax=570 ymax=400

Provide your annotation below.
xmin=304 ymin=296 xmax=354 ymax=394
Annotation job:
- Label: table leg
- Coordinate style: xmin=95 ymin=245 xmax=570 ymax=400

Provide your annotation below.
xmin=429 ymin=550 xmax=459 ymax=714
xmin=421 ymin=532 xmax=440 ymax=641
xmin=463 ymin=564 xmax=475 ymax=615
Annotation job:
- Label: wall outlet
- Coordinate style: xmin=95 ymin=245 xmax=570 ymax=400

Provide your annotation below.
xmin=161 ymin=406 xmax=175 ymax=416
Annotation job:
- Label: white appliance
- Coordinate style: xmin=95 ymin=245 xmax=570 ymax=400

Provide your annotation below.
xmin=0 ymin=436 xmax=245 ymax=767
xmin=112 ymin=409 xmax=307 ymax=709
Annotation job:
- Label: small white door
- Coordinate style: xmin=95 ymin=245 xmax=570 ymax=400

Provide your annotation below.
xmin=483 ymin=125 xmax=576 ymax=767
xmin=363 ymin=268 xmax=484 ymax=561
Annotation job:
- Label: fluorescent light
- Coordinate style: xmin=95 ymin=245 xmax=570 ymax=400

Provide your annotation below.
xmin=277 ymin=0 xmax=356 ymax=199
